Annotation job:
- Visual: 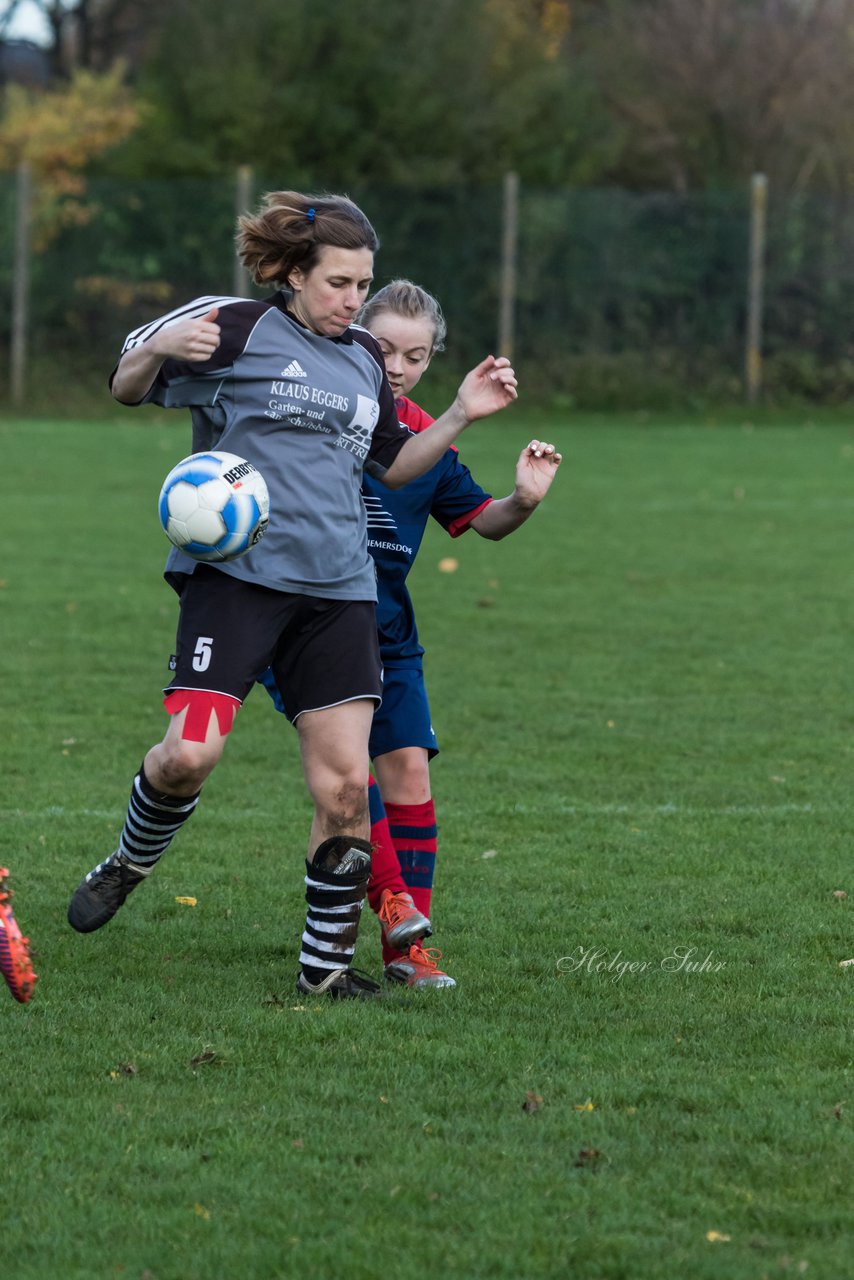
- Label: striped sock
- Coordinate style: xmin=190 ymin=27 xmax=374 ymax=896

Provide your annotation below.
xmin=299 ymin=837 xmax=372 ymax=981
xmin=366 ymin=776 xmax=408 ymax=914
xmin=115 ymin=765 xmax=200 ymax=874
xmin=385 ymin=798 xmax=438 ymax=929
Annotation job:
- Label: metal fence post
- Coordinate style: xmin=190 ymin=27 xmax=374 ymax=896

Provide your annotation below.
xmin=233 ymin=165 xmax=254 ymax=296
xmin=11 ymin=160 xmax=32 ymax=406
xmin=498 ymin=170 xmax=519 ymax=359
xmin=745 ymin=172 xmax=768 ymax=404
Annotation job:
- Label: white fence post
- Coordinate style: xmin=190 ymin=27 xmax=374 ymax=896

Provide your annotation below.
xmin=11 ymin=160 xmax=32 ymax=406
xmin=498 ymin=170 xmax=519 ymax=359
xmin=233 ymin=165 xmax=254 ymax=296
xmin=745 ymin=172 xmax=768 ymax=403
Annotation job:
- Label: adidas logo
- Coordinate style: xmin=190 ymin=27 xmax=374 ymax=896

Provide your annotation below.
xmin=280 ymin=360 xmax=308 ymax=378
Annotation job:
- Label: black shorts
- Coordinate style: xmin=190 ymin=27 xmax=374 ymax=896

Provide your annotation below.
xmin=167 ymin=566 xmax=382 ymax=722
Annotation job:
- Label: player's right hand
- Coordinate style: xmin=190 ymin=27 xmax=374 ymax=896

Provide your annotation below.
xmin=157 ymin=306 xmax=221 ymax=363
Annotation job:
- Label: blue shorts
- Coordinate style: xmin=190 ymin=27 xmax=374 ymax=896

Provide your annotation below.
xmin=369 ymin=664 xmax=439 ymax=761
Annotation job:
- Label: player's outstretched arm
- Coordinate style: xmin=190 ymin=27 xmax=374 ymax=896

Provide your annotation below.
xmin=111 ymin=307 xmax=221 ymax=404
xmin=471 ymin=440 xmax=562 ymax=540
xmin=381 ymin=355 xmax=518 ymax=489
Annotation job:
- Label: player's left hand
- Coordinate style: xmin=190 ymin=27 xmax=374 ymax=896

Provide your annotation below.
xmin=515 ymin=440 xmax=562 ymax=503
xmin=457 ymin=355 xmax=518 ymax=421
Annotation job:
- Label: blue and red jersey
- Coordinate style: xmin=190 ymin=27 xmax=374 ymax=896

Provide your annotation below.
xmin=364 ymin=396 xmax=492 ymax=665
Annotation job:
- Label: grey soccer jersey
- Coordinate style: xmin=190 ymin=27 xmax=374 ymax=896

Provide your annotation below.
xmin=115 ymin=292 xmax=410 ymax=601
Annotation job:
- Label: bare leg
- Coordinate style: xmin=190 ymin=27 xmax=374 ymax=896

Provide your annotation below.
xmin=297 ymin=700 xmax=375 ymax=851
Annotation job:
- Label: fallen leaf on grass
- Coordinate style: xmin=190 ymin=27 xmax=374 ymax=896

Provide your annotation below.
xmin=175 ymin=896 xmax=197 ymax=906
xmin=574 ymin=1099 xmax=595 ymax=1112
xmin=832 ymin=889 xmax=848 ymax=899
xmin=438 ymin=558 xmax=458 ymax=573
xmin=194 ymin=1203 xmax=211 ymax=1220
xmin=109 ymin=1062 xmax=137 ymax=1080
xmin=522 ymin=1091 xmax=544 ymax=1114
xmin=706 ymin=1230 xmax=731 ymax=1243
xmin=189 ymin=1050 xmax=218 ymax=1068
xmin=573 ymin=1147 xmax=602 ymax=1169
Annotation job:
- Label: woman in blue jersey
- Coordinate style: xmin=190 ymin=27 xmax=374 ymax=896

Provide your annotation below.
xmin=358 ymin=282 xmax=561 ymax=987
xmin=65 ymin=193 xmax=519 ymax=1001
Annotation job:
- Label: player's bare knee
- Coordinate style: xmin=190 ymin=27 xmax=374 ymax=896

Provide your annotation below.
xmin=317 ymin=777 xmax=368 ymax=832
xmin=397 ymin=758 xmax=430 ymax=800
xmin=155 ymin=739 xmax=218 ymax=792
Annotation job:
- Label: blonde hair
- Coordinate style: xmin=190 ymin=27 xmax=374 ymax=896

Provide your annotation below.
xmin=358 ymin=279 xmax=447 ymax=354
xmin=236 ymin=190 xmax=379 ymax=287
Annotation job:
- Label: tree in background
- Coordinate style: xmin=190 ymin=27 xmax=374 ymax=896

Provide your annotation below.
xmin=5 ymin=0 xmax=853 ymax=194
xmin=100 ymin=0 xmax=613 ymax=188
xmin=593 ymin=0 xmax=854 ymax=192
xmin=0 ymin=63 xmax=141 ymax=243
xmin=2 ymin=0 xmax=172 ymax=79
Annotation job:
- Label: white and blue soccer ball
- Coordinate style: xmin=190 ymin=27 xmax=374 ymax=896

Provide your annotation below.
xmin=158 ymin=451 xmax=270 ymax=562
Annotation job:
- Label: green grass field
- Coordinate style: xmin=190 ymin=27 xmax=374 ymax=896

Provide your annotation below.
xmin=1 ymin=406 xmax=852 ymax=1279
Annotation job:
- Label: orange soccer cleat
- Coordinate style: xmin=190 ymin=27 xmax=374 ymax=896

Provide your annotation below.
xmin=377 ymin=889 xmax=432 ymax=951
xmin=0 ymin=868 xmax=37 ymax=1004
xmin=384 ymin=943 xmax=456 ymax=989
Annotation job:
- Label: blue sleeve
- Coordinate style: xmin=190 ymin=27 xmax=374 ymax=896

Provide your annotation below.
xmin=429 ymin=450 xmax=492 ymax=532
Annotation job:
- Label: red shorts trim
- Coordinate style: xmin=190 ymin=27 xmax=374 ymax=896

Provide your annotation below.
xmin=163 ymin=689 xmax=241 ymax=742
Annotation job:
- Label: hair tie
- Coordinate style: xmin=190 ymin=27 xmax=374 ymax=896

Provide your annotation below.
xmin=306 ymin=208 xmax=316 ymax=222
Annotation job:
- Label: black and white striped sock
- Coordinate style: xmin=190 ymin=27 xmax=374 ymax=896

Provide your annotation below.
xmin=299 ymin=837 xmax=372 ymax=981
xmin=113 ymin=765 xmax=200 ymax=875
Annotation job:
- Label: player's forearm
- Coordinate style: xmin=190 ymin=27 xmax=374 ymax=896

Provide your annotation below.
xmin=471 ymin=491 xmax=540 ymax=540
xmin=381 ymin=399 xmax=470 ymax=488
xmin=111 ymin=345 xmax=165 ymax=404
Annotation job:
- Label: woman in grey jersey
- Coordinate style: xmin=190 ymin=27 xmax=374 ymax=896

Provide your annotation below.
xmin=66 ymin=190 xmax=518 ymax=1000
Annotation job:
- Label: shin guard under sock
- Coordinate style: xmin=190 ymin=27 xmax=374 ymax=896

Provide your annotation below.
xmin=299 ymin=836 xmax=372 ymax=983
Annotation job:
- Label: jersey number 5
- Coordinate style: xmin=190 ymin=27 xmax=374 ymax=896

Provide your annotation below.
xmin=192 ymin=636 xmax=213 ymax=673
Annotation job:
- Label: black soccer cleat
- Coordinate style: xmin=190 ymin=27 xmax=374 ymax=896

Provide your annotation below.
xmin=296 ymin=967 xmax=382 ymax=1000
xmin=67 ymin=854 xmax=148 ymax=933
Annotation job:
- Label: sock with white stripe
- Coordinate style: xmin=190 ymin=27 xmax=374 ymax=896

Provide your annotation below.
xmin=299 ymin=836 xmax=373 ymax=983
xmin=112 ymin=764 xmax=200 ymax=875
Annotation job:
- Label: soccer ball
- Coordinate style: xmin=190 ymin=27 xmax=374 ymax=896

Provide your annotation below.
xmin=158 ymin=451 xmax=270 ymax=562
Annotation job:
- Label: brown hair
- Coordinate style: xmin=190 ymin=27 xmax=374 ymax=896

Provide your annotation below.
xmin=357 ymin=279 xmax=447 ymax=353
xmin=236 ymin=190 xmax=380 ymax=287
